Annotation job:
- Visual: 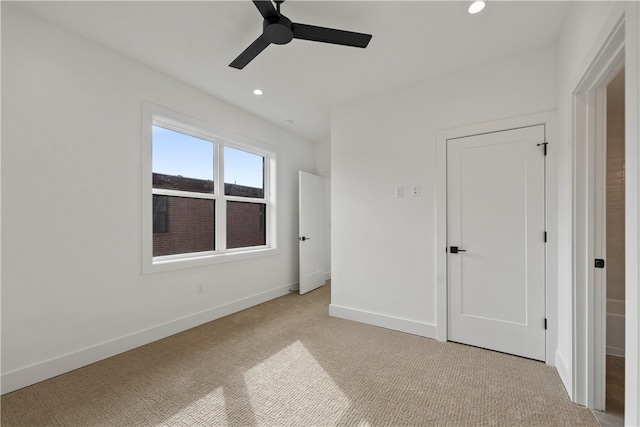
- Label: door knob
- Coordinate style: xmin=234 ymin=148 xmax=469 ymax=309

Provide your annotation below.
xmin=299 ymin=236 xmax=311 ymax=241
xmin=450 ymin=246 xmax=466 ymax=254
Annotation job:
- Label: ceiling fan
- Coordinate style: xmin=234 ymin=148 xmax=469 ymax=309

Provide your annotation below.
xmin=230 ymin=0 xmax=372 ymax=69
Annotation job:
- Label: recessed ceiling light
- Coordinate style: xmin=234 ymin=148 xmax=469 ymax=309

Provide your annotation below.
xmin=253 ymin=89 xmax=263 ymax=95
xmin=468 ymin=0 xmax=486 ymax=14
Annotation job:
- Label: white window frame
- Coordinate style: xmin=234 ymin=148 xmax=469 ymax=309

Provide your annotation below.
xmin=142 ymin=102 xmax=278 ymax=274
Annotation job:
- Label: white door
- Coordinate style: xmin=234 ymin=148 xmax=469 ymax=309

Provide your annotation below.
xmin=447 ymin=125 xmax=546 ymax=361
xmin=299 ymin=171 xmax=325 ymax=295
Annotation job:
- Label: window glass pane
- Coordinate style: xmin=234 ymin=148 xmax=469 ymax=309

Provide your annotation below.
xmin=153 ymin=196 xmax=215 ymax=257
xmin=224 ymin=146 xmax=264 ymax=198
xmin=227 ymin=201 xmax=266 ymax=249
xmin=153 ymin=126 xmax=214 ymax=193
xmin=153 ymin=195 xmax=168 ymax=233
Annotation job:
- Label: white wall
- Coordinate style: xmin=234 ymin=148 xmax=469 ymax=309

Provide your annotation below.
xmin=1 ymin=4 xmax=315 ymax=393
xmin=315 ymin=140 xmax=331 ymax=280
xmin=330 ymin=47 xmax=557 ymax=337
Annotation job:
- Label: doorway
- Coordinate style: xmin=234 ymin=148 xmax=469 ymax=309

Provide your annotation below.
xmin=446 ymin=126 xmax=547 ymax=361
xmin=570 ymin=12 xmax=626 ymax=416
xmin=593 ymin=68 xmax=626 ymax=426
xmin=298 ymin=170 xmax=326 ymax=294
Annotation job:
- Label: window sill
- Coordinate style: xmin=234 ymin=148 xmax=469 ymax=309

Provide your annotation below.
xmin=143 ymin=247 xmax=279 ymax=274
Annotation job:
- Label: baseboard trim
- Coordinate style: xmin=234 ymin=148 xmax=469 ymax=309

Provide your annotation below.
xmin=555 ymin=349 xmax=572 ymax=400
xmin=329 ymin=304 xmax=437 ymax=339
xmin=1 ymin=284 xmax=293 ymax=395
xmin=288 ymin=282 xmax=300 ymax=292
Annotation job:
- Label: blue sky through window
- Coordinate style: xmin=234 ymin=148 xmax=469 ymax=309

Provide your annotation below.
xmin=153 ymin=126 xmax=264 ymax=189
xmin=224 ymin=146 xmax=263 ymax=189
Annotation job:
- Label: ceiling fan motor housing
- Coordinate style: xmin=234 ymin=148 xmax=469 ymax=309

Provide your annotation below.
xmin=229 ymin=0 xmax=372 ymax=69
xmin=263 ymin=16 xmax=293 ymax=45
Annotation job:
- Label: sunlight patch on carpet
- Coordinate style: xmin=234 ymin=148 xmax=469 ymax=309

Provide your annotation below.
xmin=159 ymin=386 xmax=228 ymax=426
xmin=244 ymin=340 xmax=354 ymax=425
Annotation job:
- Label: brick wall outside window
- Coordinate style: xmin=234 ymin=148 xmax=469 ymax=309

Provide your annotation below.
xmin=153 ymin=173 xmax=265 ymax=256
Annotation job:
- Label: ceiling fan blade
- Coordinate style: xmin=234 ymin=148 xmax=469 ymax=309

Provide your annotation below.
xmin=253 ymin=0 xmax=278 ymax=20
xmin=292 ymin=23 xmax=372 ymax=48
xmin=229 ymin=35 xmax=270 ymax=69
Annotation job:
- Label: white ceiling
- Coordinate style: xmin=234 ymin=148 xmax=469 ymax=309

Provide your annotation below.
xmin=14 ymin=1 xmax=572 ymax=143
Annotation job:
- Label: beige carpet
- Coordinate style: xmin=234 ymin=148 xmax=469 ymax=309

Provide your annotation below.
xmin=2 ymin=284 xmax=597 ymax=426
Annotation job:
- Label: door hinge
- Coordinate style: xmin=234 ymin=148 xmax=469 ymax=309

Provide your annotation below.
xmin=544 ymin=231 xmax=547 ymax=242
xmin=544 ymin=318 xmax=547 ymax=330
xmin=537 ymin=142 xmax=548 ymax=156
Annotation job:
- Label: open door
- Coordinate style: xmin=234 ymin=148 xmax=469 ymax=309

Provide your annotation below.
xmin=299 ymin=171 xmax=325 ymax=294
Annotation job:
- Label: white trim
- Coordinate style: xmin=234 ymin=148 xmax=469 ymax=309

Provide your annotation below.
xmin=435 ymin=111 xmax=556 ymax=361
xmin=152 ymin=188 xmax=216 ymax=200
xmin=215 ymin=138 xmax=225 ymax=251
xmin=329 ymin=304 xmax=437 ymax=339
xmin=1 ymin=283 xmax=293 ymax=394
xmin=435 ymin=133 xmax=448 ymax=342
xmin=150 ymin=247 xmax=279 ymax=273
xmin=225 ymin=195 xmax=268 ymax=204
xmin=556 ymin=349 xmax=572 ymax=393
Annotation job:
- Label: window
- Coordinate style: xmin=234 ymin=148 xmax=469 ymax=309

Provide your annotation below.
xmin=143 ymin=103 xmax=277 ymax=272
xmin=152 ymin=126 xmax=215 ymax=257
xmin=224 ymin=146 xmax=266 ymax=249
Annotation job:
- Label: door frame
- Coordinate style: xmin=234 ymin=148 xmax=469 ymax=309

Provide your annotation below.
xmin=570 ymin=12 xmax=625 ymax=410
xmin=435 ymin=111 xmax=556 ymax=364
